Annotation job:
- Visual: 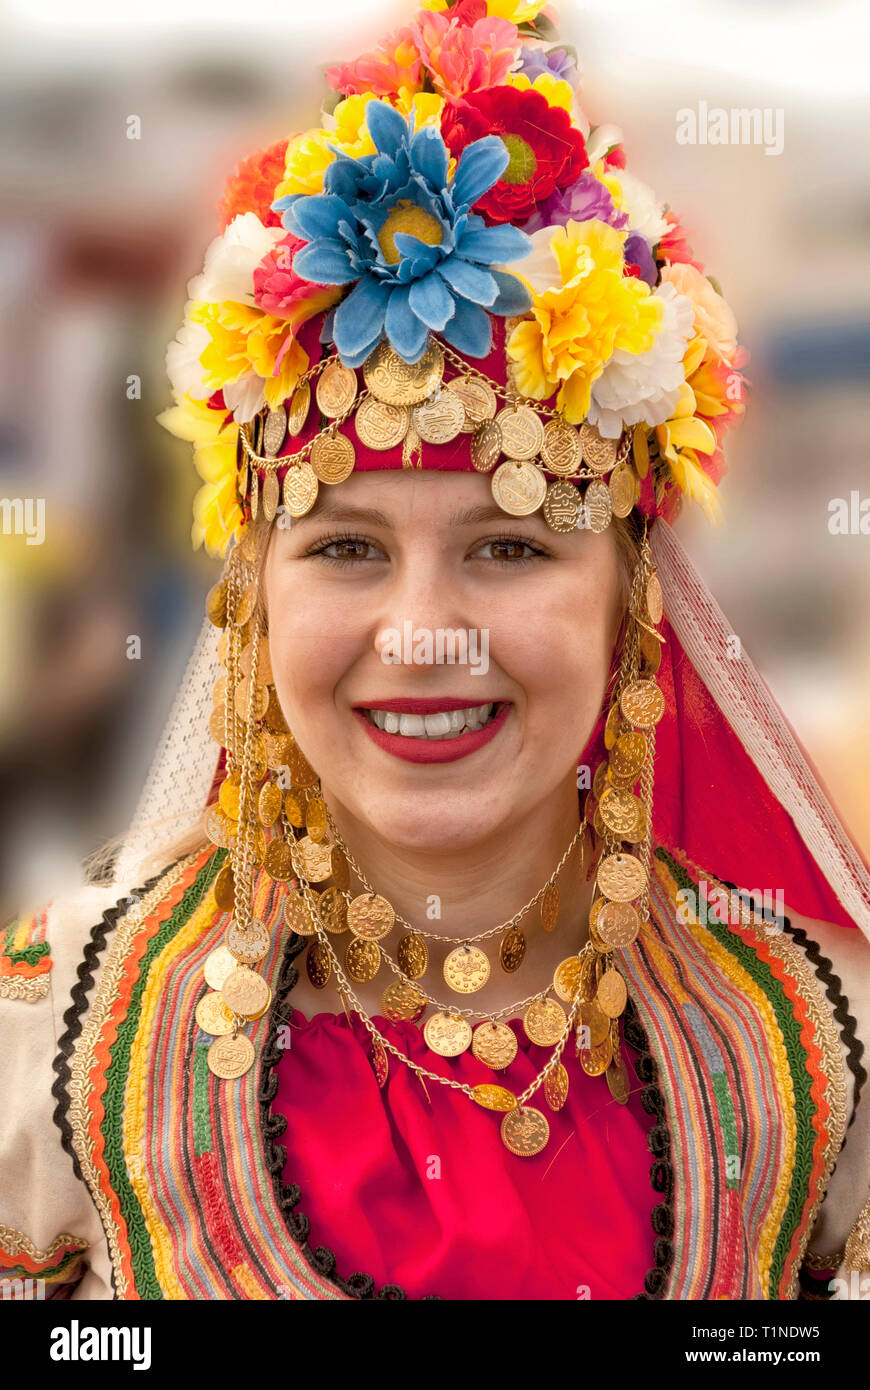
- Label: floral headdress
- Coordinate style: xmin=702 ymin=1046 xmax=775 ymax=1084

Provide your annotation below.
xmin=160 ymin=0 xmax=748 ymax=556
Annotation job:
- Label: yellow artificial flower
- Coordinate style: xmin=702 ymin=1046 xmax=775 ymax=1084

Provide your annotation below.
xmin=191 ymin=301 xmax=310 ymax=407
xmin=275 ymin=91 xmax=444 ymax=201
xmin=422 ymin=0 xmax=548 ymax=21
xmin=633 ymin=334 xmax=721 ymax=523
xmin=507 ymin=71 xmax=575 ymax=113
xmin=507 ymin=219 xmax=663 ymax=423
xmin=158 ymin=393 xmax=243 ymax=555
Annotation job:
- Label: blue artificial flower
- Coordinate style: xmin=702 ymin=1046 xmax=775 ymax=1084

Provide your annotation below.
xmin=272 ymin=101 xmax=533 ymax=367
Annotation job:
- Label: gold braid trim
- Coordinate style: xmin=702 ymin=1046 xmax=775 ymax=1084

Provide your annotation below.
xmin=0 ymin=1223 xmax=89 ymax=1261
xmin=844 ymin=1185 xmax=870 ymax=1272
xmin=0 ymin=974 xmax=50 ymax=1002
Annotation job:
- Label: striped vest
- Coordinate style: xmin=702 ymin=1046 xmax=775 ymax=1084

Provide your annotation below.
xmin=51 ymin=840 xmax=852 ymax=1300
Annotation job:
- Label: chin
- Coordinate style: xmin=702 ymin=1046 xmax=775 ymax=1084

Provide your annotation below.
xmin=332 ymin=782 xmax=513 ymax=854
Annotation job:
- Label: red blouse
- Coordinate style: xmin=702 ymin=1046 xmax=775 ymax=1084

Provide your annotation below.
xmin=273 ymin=1007 xmax=658 ymax=1299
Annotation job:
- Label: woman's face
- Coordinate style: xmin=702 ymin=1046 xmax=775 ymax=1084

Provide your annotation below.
xmin=262 ymin=470 xmax=626 ymax=852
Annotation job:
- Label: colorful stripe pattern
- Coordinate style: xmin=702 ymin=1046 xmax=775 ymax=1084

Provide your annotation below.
xmin=1 ymin=909 xmax=51 ymax=1001
xmin=0 ymin=1225 xmax=89 ymax=1299
xmin=57 ymin=841 xmax=846 ymax=1300
xmin=630 ymin=846 xmax=847 ymax=1300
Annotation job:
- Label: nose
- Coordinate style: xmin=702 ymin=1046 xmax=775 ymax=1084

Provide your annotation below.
xmin=370 ymin=548 xmax=469 ymax=665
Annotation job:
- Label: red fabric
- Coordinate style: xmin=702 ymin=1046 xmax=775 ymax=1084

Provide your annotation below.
xmin=274 ymin=1008 xmax=656 ymax=1299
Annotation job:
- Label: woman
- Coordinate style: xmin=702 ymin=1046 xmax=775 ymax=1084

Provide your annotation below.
xmin=2 ymin=0 xmax=869 ymax=1302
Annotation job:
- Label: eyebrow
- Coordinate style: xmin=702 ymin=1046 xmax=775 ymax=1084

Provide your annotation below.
xmin=290 ymin=500 xmax=536 ymax=529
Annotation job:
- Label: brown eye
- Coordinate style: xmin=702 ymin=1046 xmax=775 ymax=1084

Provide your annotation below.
xmin=474 ymin=538 xmax=543 ymax=563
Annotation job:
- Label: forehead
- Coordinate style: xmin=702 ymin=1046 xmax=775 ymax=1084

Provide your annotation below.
xmin=286 ymin=468 xmax=527 ymax=531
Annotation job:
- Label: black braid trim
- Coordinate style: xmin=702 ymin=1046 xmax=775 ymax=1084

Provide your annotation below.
xmin=720 ymin=884 xmax=867 ymax=1137
xmin=258 ymin=929 xmax=442 ymax=1301
xmin=50 ymin=870 xmax=166 ymax=1185
xmin=623 ymin=996 xmax=676 ymax=1300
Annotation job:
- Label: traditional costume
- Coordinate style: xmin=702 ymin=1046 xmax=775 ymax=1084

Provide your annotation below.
xmin=2 ymin=0 xmax=869 ymax=1302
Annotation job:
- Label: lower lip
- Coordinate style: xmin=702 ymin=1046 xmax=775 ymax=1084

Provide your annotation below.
xmin=352 ymin=703 xmax=511 ymax=764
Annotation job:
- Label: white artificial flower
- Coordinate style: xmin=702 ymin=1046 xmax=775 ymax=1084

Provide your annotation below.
xmin=515 ymin=225 xmax=561 ymax=294
xmin=608 ymin=168 xmax=669 ymax=245
xmin=187 ymin=212 xmax=282 ymax=307
xmin=585 ymin=123 xmax=623 ymax=165
xmin=223 ymin=372 xmax=267 ymax=423
xmin=165 ymin=313 xmax=212 ymax=400
xmin=587 ymin=282 xmax=695 ymax=438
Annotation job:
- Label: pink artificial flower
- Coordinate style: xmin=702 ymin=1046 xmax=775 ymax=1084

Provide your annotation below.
xmin=253 ymin=233 xmax=340 ymax=329
xmin=326 ymin=24 xmax=423 ymax=97
xmin=657 ymin=210 xmax=704 ymax=271
xmin=412 ymin=1 xmax=520 ymax=100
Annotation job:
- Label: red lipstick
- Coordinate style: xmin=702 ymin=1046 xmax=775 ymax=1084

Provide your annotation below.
xmin=352 ymin=701 xmax=511 ymax=764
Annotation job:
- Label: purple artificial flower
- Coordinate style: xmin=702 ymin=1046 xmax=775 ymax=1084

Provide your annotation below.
xmin=516 ymin=44 xmax=578 ymax=86
xmin=522 ymin=171 xmax=630 ymax=235
xmin=624 ymin=231 xmax=658 ymax=287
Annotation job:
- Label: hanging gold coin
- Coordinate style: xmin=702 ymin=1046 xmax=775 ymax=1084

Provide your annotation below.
xmin=257 ymin=781 xmax=282 ymax=827
xmin=370 ymin=1038 xmax=389 ymax=1088
xmin=472 ymin=1084 xmax=516 ymax=1112
xmin=347 ymin=892 xmax=395 ymax=941
xmin=495 ymin=405 xmax=545 ymax=460
xmin=235 ymin=678 xmax=269 ymax=723
xmin=646 ymin=571 xmax=664 ymax=626
xmin=283 ymin=461 xmax=319 ymax=517
xmin=382 ymin=981 xmax=427 ymax=1023
xmin=471 ymin=1020 xmax=518 ymax=1070
xmin=446 ymin=375 xmax=497 ymax=430
xmin=354 ymin=396 xmax=409 ymax=450
xmin=363 ymin=340 xmax=444 ymax=406
xmin=578 ymin=1035 xmax=612 ymax=1076
xmin=207 ymin=1033 xmax=255 ymax=1079
xmin=196 ymin=992 xmax=235 ymax=1036
xmin=542 ymin=480 xmax=581 ymax=532
xmin=305 ymin=795 xmax=328 ymax=843
xmin=500 ymin=1105 xmax=550 ymax=1157
xmin=577 ymin=997 xmax=610 ymax=1048
xmin=423 ymin=1011 xmax=473 ymax=1057
xmin=443 ymin=944 xmax=491 ymax=993
xmin=606 ymin=1055 xmax=631 ymax=1105
xmin=541 ymin=419 xmax=582 ymax=476
xmin=498 ymin=927 xmax=526 ymax=972
xmin=597 ymin=968 xmax=628 ymax=1018
xmin=285 ymin=741 xmax=319 ymax=788
xmin=250 ymin=469 xmax=259 ymax=520
xmin=412 ymin=388 xmax=465 ymax=444
xmin=584 ymin=479 xmax=613 ymax=533
xmin=264 ymin=684 xmax=288 ymax=731
xmin=296 ymin=835 xmax=333 ymax=883
xmin=345 ymin=937 xmax=381 ymax=983
xmin=596 ymin=901 xmax=641 ymax=949
xmin=283 ymin=791 xmax=305 ymax=828
xmin=609 ymin=462 xmax=637 ymax=517
xmin=262 ymin=471 xmax=280 ymax=521
xmin=523 ymin=996 xmax=567 ymax=1047
xmin=599 ymin=785 xmax=646 ymax=839
xmin=396 ymin=931 xmax=428 ymax=979
xmin=470 ymin=419 xmax=502 ymax=472
xmin=491 ymin=458 xmax=546 ymax=516
xmin=207 ymin=580 xmax=228 ymax=628
xmin=286 ymin=382 xmax=311 ymax=437
xmin=597 ymin=852 xmax=647 ymax=903
xmin=609 ymin=730 xmax=648 ymax=785
xmin=205 ymin=804 xmax=234 ymax=849
xmin=316 ymin=886 xmax=347 ymax=934
xmin=226 ymin=917 xmax=270 ymax=965
xmin=540 ymin=882 xmax=560 ymax=932
xmin=306 ymin=939 xmax=331 ymax=989
xmin=620 ymin=678 xmax=665 ymax=728
xmin=203 ymin=944 xmax=238 ymax=992
xmin=553 ymin=955 xmax=584 ymax=1003
xmin=221 ymin=967 xmax=271 ymax=1020
xmin=604 ymin=701 xmax=625 ymax=750
xmin=639 ymin=623 xmax=663 ymax=676
xmin=592 ymin=759 xmax=611 ymax=800
xmin=316 ymin=361 xmax=358 ymax=418
xmin=213 ymin=863 xmax=236 ymax=912
xmin=578 ymin=422 xmax=618 ymax=474
xmin=218 ymin=778 xmax=240 ymax=821
xmin=311 ymin=432 xmax=356 ymax=485
xmin=233 ymin=583 xmax=257 ymax=629
xmin=544 ymin=1062 xmax=570 ymax=1112
xmin=264 ymin=839 xmax=295 ymax=882
xmin=330 ymin=847 xmax=350 ymax=893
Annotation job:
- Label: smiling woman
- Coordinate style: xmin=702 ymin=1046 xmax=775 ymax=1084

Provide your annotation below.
xmin=2 ymin=0 xmax=870 ymax=1308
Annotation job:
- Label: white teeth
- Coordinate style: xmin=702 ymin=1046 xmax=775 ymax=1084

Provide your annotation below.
xmin=364 ymin=703 xmax=500 ymax=740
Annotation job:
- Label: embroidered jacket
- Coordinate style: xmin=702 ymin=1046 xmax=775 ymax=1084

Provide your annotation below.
xmin=0 ymin=841 xmax=865 ymax=1300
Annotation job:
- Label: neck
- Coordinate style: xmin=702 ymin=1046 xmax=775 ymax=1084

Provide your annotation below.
xmin=323 ymin=775 xmax=593 ymax=951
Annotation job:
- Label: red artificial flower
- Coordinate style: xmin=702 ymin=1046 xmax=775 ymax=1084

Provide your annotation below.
xmin=604 ymin=144 xmax=626 ymax=169
xmin=656 ymin=210 xmax=704 ymax=272
xmin=217 ymin=138 xmax=289 ymax=232
xmin=440 ymin=84 xmax=588 ymax=225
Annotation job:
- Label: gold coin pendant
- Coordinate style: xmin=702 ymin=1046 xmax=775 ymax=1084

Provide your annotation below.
xmin=579 ymin=422 xmax=618 ymax=473
xmin=596 ymin=901 xmax=642 ymax=949
xmin=597 ymin=967 xmax=628 ymax=1018
xmin=553 ymin=955 xmax=583 ymax=1003
xmin=523 ymin=996 xmax=567 ymax=1047
xmin=347 ymin=893 xmax=395 ymax=941
xmin=584 ymin=479 xmax=613 ymax=532
xmin=296 ymin=835 xmax=333 ymax=882
xmin=446 ymin=375 xmax=497 ymax=430
xmin=541 ymin=882 xmax=560 ymax=932
xmin=221 ymin=967 xmax=271 ymax=1020
xmin=498 ymin=927 xmax=526 ymax=973
xmin=207 ymin=1033 xmax=255 ymax=1079
xmin=345 ymin=937 xmax=381 ymax=983
xmin=196 ymin=992 xmax=234 ymax=1036
xmin=306 ymin=939 xmax=331 ymax=989
xmin=542 ymin=480 xmax=581 ymax=532
xmin=470 ymin=419 xmax=502 ymax=472
xmin=620 ymin=678 xmax=665 ymax=729
xmin=597 ymin=853 xmax=647 ymax=903
xmin=382 ymin=981 xmax=427 ymax=1023
xmin=423 ymin=1011 xmax=473 ymax=1057
xmin=226 ymin=917 xmax=270 ymax=965
xmin=396 ymin=931 xmax=428 ymax=979
xmin=286 ymin=382 xmax=311 ymax=436
xmin=310 ymin=432 xmax=356 ymax=484
xmin=282 ymin=461 xmax=319 ymax=517
xmin=471 ymin=1020 xmax=518 ymax=1070
xmin=363 ymin=340 xmax=444 ymax=406
xmin=491 ymin=459 xmax=546 ymax=516
xmin=500 ymin=1105 xmax=550 ymax=1157
xmin=412 ymin=388 xmax=465 ymax=444
xmin=316 ymin=885 xmax=347 ymax=934
xmin=354 ymin=396 xmax=409 ymax=450
xmin=472 ymin=1084 xmax=516 ymax=1112
xmin=541 ymin=419 xmax=582 ymax=475
xmin=443 ymin=944 xmax=491 ymax=994
xmin=544 ymin=1062 xmax=570 ymax=1112
xmin=495 ymin=405 xmax=545 ymax=459
xmin=203 ymin=943 xmax=238 ymax=992
xmin=262 ymin=471 xmax=280 ymax=521
xmin=316 ymin=361 xmax=358 ymax=418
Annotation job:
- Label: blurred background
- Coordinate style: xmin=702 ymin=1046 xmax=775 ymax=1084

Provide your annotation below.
xmin=1 ymin=0 xmax=868 ymax=915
